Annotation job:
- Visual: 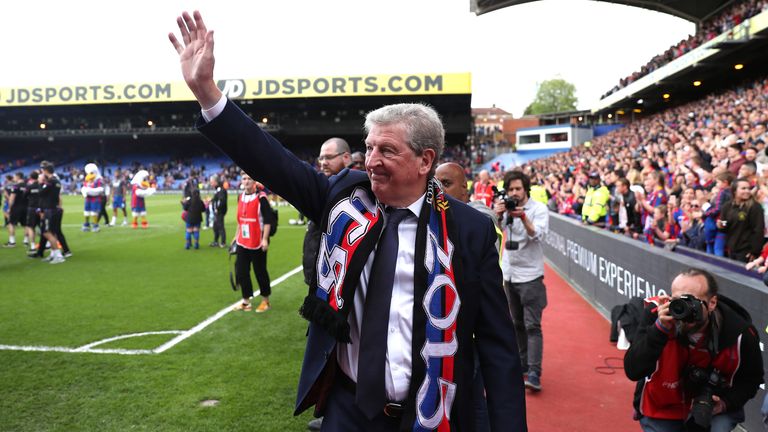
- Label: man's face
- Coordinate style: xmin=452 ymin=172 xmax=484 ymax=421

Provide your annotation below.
xmin=588 ymin=176 xmax=600 ymax=187
xmin=318 ymin=142 xmax=349 ymax=177
xmin=506 ymin=179 xmax=527 ymax=204
xmin=670 ymin=274 xmax=717 ymax=332
xmin=365 ymin=123 xmax=434 ymax=207
xmin=435 ymin=165 xmax=468 ymax=203
xmin=350 ymin=155 xmax=365 ymax=171
xmin=644 ymin=175 xmax=656 ymax=192
xmin=241 ymin=174 xmax=256 ymax=194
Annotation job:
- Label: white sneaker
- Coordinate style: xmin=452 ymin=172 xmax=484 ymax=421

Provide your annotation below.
xmin=42 ymin=255 xmax=54 ymax=262
xmin=50 ymin=256 xmax=65 ymax=264
xmin=121 ymin=221 xmax=128 ymax=226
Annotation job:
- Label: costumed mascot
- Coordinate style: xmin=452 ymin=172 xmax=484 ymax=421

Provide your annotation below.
xmin=81 ymin=163 xmax=105 ymax=232
xmin=130 ymin=170 xmax=156 ymax=229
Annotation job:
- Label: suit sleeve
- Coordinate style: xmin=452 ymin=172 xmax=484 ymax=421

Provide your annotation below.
xmin=473 ymin=217 xmax=528 ymax=431
xmin=623 ymin=306 xmax=671 ymax=381
xmin=197 ymin=100 xmax=329 ymax=223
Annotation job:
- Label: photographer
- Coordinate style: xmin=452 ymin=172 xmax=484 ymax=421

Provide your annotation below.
xmin=494 ymin=170 xmax=549 ymax=392
xmin=624 ymin=268 xmax=764 ymax=432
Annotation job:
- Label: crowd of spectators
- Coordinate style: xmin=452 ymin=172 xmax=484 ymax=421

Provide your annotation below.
xmin=601 ymin=0 xmax=768 ymax=100
xmin=519 ymin=73 xmax=768 ymax=277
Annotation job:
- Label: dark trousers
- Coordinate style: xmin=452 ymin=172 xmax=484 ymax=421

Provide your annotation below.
xmin=37 ymin=208 xmax=70 ymax=256
xmin=98 ymin=198 xmax=109 ymax=224
xmin=235 ymin=245 xmax=270 ymax=299
xmin=504 ymin=276 xmax=546 ymax=375
xmin=320 ymin=377 xmax=401 ymax=432
xmin=213 ymin=214 xmax=226 ymax=244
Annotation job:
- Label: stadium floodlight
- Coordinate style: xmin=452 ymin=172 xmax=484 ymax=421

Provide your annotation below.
xmin=147 ymin=120 xmax=154 ymax=127
xmin=261 ymin=117 xmax=269 ymax=124
xmin=607 ymin=114 xmax=613 ymax=119
xmin=578 ymin=116 xmax=583 ymax=122
xmin=734 ymin=64 xmax=744 ymax=70
xmin=617 ymin=110 xmax=625 ymax=115
xmin=663 ymin=93 xmax=670 ymax=100
xmin=636 ymin=99 xmax=643 ymax=105
xmin=633 ymin=108 xmax=642 ymax=113
xmin=39 ymin=123 xmax=46 ymax=129
xmin=693 ymin=80 xmax=702 ymax=87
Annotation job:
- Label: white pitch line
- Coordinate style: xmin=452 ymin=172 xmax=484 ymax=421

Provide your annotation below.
xmin=0 ymin=265 xmax=303 ymax=356
xmin=153 ymin=264 xmax=303 ymax=354
xmin=75 ymin=330 xmax=184 ymax=351
xmin=0 ymin=344 xmax=152 ymax=355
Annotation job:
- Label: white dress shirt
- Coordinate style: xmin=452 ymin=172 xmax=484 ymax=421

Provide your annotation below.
xmin=338 ymin=196 xmax=423 ymax=403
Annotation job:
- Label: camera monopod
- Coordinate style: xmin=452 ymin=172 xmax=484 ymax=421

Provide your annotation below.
xmin=228 ymin=243 xmax=239 ymax=291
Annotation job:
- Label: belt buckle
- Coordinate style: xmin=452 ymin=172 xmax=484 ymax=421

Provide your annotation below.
xmin=383 ymin=402 xmax=403 ymax=418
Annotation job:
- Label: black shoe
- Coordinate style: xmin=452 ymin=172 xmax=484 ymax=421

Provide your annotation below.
xmin=209 ymin=242 xmax=219 ymax=247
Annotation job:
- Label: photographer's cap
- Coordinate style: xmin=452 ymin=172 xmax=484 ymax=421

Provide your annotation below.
xmin=588 ymin=171 xmax=600 ymax=179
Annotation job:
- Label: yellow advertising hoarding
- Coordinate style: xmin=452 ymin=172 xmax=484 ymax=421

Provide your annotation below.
xmin=0 ymin=73 xmax=471 ymax=107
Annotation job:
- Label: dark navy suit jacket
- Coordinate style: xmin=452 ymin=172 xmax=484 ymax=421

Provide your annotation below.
xmin=198 ymin=100 xmax=527 ymax=431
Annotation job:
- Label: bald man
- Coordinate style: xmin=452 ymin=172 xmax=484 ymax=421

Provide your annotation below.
xmin=435 ymin=162 xmax=469 ymax=203
xmin=437 ymin=163 xmax=499 ymax=232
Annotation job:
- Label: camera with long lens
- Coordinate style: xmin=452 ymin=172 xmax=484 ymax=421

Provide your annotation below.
xmin=684 ymin=367 xmax=725 ymax=430
xmin=669 ymin=294 xmax=706 ymax=323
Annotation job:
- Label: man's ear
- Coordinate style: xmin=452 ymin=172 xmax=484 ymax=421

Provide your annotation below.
xmin=708 ymin=295 xmax=718 ymax=313
xmin=418 ymin=149 xmax=436 ymax=177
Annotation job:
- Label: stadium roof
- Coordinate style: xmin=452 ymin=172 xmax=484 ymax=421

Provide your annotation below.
xmin=470 ymin=0 xmax=730 ymax=23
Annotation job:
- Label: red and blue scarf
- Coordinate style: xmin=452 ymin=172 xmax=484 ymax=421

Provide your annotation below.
xmin=299 ymin=178 xmax=462 ymax=430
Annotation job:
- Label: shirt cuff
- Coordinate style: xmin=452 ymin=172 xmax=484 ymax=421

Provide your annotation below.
xmin=201 ymin=95 xmax=228 ymax=123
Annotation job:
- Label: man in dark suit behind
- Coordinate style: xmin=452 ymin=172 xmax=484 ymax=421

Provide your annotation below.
xmin=169 ymin=11 xmax=526 ymax=431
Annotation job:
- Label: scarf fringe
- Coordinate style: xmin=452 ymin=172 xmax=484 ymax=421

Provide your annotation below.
xmin=299 ymin=295 xmax=352 ymax=343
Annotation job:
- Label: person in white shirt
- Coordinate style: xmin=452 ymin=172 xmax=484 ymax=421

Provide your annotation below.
xmin=493 ymin=169 xmax=549 ymax=392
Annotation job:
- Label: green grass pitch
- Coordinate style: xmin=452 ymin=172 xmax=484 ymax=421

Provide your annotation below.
xmin=0 ymin=194 xmax=317 ymax=431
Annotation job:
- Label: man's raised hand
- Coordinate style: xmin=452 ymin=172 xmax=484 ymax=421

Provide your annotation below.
xmin=168 ymin=10 xmax=222 ymax=109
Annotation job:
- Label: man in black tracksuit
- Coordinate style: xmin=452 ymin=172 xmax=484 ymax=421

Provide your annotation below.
xmin=32 ymin=163 xmax=70 ymax=263
xmin=24 ymin=171 xmax=42 ymax=253
xmin=209 ymin=174 xmax=228 ymax=247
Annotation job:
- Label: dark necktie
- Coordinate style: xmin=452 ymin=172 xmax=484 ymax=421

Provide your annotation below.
xmin=356 ymin=207 xmax=411 ymax=419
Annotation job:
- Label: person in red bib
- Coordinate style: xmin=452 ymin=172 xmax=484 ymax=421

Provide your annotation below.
xmin=471 ymin=169 xmax=495 ymax=207
xmin=624 ymin=268 xmax=763 ymax=432
xmin=231 ymin=172 xmax=275 ymax=313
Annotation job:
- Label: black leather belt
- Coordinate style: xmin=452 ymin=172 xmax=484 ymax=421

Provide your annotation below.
xmin=337 ymin=372 xmax=405 ymax=418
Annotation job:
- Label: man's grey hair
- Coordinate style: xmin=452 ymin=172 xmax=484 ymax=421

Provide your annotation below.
xmin=364 ymin=103 xmax=445 ymax=176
